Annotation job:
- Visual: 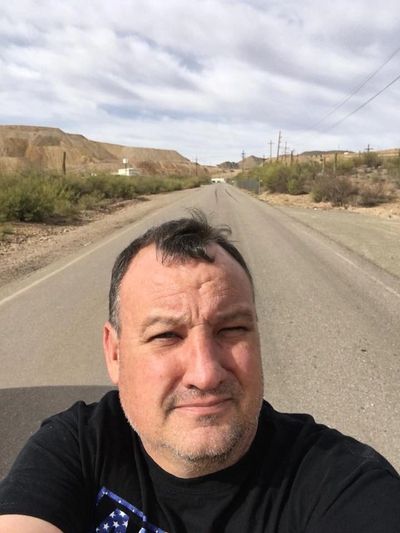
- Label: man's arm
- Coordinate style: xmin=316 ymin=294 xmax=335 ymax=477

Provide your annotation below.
xmin=0 ymin=408 xmax=90 ymax=532
xmin=0 ymin=515 xmax=62 ymax=532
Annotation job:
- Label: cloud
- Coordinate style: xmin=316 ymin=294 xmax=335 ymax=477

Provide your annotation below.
xmin=0 ymin=0 xmax=400 ymax=163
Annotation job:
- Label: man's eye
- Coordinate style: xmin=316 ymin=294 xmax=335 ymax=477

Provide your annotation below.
xmin=150 ymin=331 xmax=179 ymax=341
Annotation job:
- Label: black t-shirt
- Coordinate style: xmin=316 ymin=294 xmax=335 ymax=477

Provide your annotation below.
xmin=0 ymin=391 xmax=399 ymax=532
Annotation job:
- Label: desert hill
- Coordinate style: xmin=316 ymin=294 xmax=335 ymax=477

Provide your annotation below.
xmin=242 ymin=155 xmax=264 ymax=169
xmin=217 ymin=156 xmax=264 ymax=170
xmin=0 ymin=125 xmax=206 ymax=176
xmin=218 ymin=161 xmax=240 ymax=169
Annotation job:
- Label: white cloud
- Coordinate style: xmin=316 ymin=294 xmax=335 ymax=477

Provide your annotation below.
xmin=0 ymin=0 xmax=400 ymax=163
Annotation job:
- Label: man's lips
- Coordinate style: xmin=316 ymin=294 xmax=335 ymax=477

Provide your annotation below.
xmin=173 ymin=398 xmax=232 ymax=414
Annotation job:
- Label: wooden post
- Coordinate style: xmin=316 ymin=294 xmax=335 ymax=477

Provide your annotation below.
xmin=62 ymin=151 xmax=66 ymax=175
xmin=276 ymin=131 xmax=281 ymax=161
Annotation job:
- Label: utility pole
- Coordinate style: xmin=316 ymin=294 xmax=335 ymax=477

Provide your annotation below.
xmin=276 ymin=131 xmax=282 ymax=161
xmin=334 ymin=152 xmax=338 ymax=176
xmin=62 ymin=151 xmax=66 ymax=175
xmin=241 ymin=150 xmax=245 ymax=172
xmin=195 ymin=156 xmax=198 ymax=177
xmin=268 ymin=140 xmax=274 ymax=161
xmin=290 ymin=150 xmax=294 ymax=166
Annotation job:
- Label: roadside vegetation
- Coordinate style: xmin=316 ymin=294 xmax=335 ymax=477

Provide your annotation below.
xmin=236 ymin=151 xmax=400 ymax=207
xmin=0 ymin=171 xmax=207 ymax=232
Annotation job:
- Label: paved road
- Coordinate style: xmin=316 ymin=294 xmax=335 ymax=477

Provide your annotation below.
xmin=1 ymin=183 xmax=400 ymax=476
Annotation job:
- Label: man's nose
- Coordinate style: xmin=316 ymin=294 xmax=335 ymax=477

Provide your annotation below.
xmin=182 ymin=331 xmax=227 ymax=391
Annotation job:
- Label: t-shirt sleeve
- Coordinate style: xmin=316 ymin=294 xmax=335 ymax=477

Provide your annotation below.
xmin=305 ymin=466 xmax=400 ymax=533
xmin=296 ymin=433 xmax=400 ymax=533
xmin=0 ymin=409 xmax=91 ymax=533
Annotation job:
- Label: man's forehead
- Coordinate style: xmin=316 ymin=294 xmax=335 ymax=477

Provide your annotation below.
xmin=118 ymin=243 xmax=253 ymax=304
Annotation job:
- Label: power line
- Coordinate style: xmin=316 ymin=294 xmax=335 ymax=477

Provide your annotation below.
xmin=312 ymin=44 xmax=400 ymax=129
xmin=322 ymin=71 xmax=400 ymax=132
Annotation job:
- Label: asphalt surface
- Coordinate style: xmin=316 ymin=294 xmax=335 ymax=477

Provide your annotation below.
xmin=1 ymin=183 xmax=400 ymax=477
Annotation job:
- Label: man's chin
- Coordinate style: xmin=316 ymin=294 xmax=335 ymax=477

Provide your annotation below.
xmin=167 ymin=422 xmax=248 ymax=464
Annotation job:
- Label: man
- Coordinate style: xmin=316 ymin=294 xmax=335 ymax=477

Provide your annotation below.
xmin=0 ymin=212 xmax=399 ymax=532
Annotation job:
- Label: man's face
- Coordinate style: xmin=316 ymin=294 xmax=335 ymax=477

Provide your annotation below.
xmin=104 ymin=243 xmax=264 ymax=477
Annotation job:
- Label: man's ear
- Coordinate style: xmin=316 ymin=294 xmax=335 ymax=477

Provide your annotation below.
xmin=103 ymin=321 xmax=120 ymax=385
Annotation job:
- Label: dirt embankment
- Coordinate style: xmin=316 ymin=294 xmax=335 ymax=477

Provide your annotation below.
xmin=0 ymin=125 xmax=209 ymax=176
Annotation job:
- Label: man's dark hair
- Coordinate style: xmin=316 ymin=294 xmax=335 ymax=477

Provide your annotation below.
xmin=108 ymin=210 xmax=253 ymax=334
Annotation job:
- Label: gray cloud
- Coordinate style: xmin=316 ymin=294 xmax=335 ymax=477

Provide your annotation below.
xmin=0 ymin=0 xmax=400 ymax=162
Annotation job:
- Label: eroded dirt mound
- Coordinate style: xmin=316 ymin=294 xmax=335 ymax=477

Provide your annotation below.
xmin=0 ymin=125 xmax=207 ymax=176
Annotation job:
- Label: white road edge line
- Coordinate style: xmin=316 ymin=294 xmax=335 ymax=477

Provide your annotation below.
xmin=332 ymin=249 xmax=400 ymax=300
xmin=0 ymin=223 xmax=137 ymax=308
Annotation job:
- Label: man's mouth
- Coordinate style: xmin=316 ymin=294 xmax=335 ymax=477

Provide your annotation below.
xmin=173 ymin=397 xmax=233 ymax=415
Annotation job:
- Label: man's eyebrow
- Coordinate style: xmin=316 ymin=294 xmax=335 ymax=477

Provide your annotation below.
xmin=213 ymin=309 xmax=255 ymax=322
xmin=141 ymin=309 xmax=255 ymax=330
xmin=141 ymin=315 xmax=185 ymax=330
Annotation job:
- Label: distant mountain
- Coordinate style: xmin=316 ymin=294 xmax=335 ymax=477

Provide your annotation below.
xmin=217 ymin=155 xmax=264 ymax=170
xmin=217 ymin=161 xmax=239 ymax=169
xmin=0 ymin=125 xmax=207 ymax=176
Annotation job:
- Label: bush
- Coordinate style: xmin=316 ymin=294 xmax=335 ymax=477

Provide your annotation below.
xmin=336 ymin=158 xmax=355 ymax=175
xmin=261 ymin=164 xmax=290 ymax=193
xmin=361 ymin=151 xmax=382 ymax=168
xmin=355 ymin=181 xmax=394 ymax=207
xmin=0 ymin=170 xmax=209 ymax=225
xmin=311 ymin=175 xmax=358 ymax=206
xmin=287 ymin=175 xmax=306 ymax=195
xmin=0 ymin=172 xmax=76 ymax=222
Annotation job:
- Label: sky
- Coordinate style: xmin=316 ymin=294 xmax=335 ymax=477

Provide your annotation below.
xmin=1 ymin=0 xmax=400 ymax=165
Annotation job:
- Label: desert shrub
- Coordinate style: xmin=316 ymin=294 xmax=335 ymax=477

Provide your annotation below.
xmin=66 ymin=173 xmax=138 ymax=201
xmin=355 ymin=181 xmax=394 ymax=207
xmin=250 ymin=161 xmax=317 ymax=194
xmin=287 ymin=175 xmax=306 ymax=195
xmin=383 ymin=156 xmax=400 ymax=185
xmin=298 ymin=160 xmax=321 ymax=182
xmin=261 ymin=164 xmax=290 ymax=193
xmin=77 ymin=192 xmax=106 ymax=210
xmin=336 ymin=158 xmax=355 ymax=175
xmin=361 ymin=151 xmax=382 ymax=168
xmin=0 ymin=171 xmax=208 ymax=224
xmin=0 ymin=172 xmax=76 ymax=222
xmin=311 ymin=175 xmax=358 ymax=206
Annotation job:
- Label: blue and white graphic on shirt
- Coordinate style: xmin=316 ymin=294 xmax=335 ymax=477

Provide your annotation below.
xmin=95 ymin=487 xmax=167 ymax=533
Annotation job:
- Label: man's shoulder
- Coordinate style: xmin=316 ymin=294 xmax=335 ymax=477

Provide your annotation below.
xmin=40 ymin=390 xmax=127 ymax=440
xmin=259 ymin=401 xmax=399 ymax=479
